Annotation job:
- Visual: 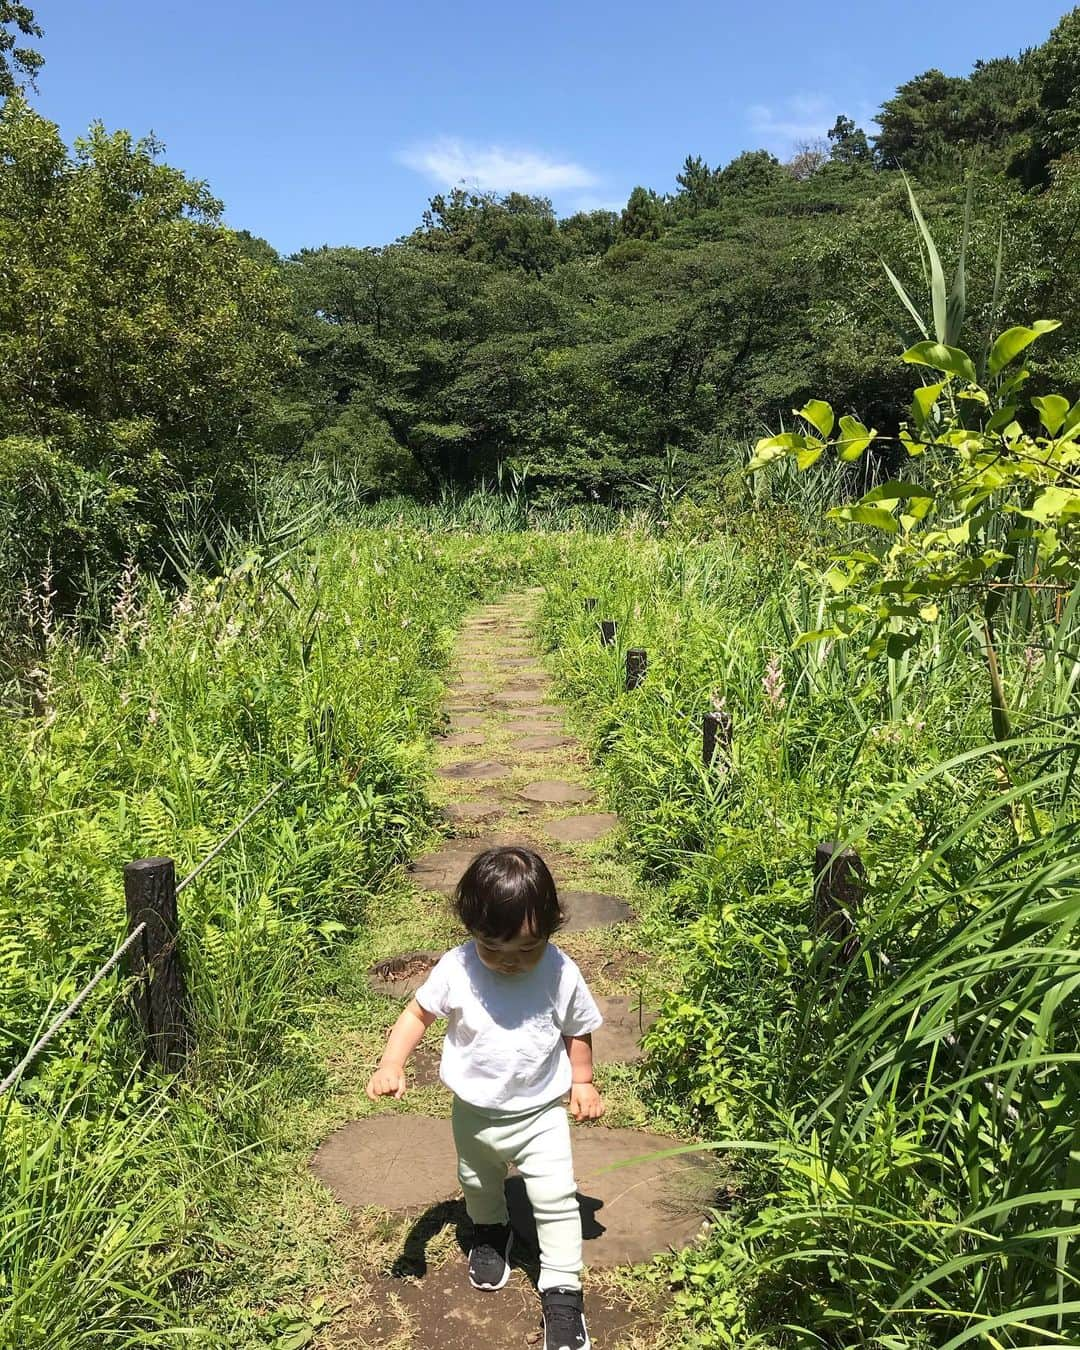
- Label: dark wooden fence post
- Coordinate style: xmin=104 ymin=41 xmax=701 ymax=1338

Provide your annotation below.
xmin=123 ymin=857 xmax=190 ymax=1072
xmin=584 ymin=597 xmax=598 ymax=613
xmin=813 ymin=841 xmax=863 ymax=963
xmin=600 ymin=619 xmax=617 ymax=646
xmin=702 ymin=710 xmax=733 ymax=767
xmin=626 ymin=648 xmax=648 ymax=690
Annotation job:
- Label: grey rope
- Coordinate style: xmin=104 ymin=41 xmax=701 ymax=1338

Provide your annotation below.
xmin=0 ymin=921 xmax=147 ymax=1097
xmin=0 ymin=763 xmax=307 ymax=1098
xmin=176 ymin=776 xmax=288 ymax=895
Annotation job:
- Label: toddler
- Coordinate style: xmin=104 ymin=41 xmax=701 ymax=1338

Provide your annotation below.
xmin=366 ymin=845 xmax=604 ymax=1350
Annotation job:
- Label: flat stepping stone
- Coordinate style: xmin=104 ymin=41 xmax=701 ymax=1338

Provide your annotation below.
xmin=496 ymin=657 xmax=540 ymax=667
xmin=447 ymin=714 xmax=484 ymax=729
xmin=438 ymin=761 xmax=510 ymax=780
xmin=368 ymin=950 xmax=443 ymax=998
xmin=440 ymin=733 xmax=485 ymax=748
xmin=515 ymin=733 xmax=578 ymax=752
xmin=447 ymin=682 xmax=489 ymax=696
xmin=440 ymin=800 xmax=505 ymax=824
xmin=519 ymin=780 xmax=594 ymax=805
xmin=445 ymin=702 xmax=485 ymax=714
xmin=490 ymin=689 xmax=542 ymax=705
xmin=507 ymin=705 xmax=563 ymax=719
xmin=311 ymin=1116 xmax=459 ymax=1210
xmin=410 ymin=835 xmax=565 ymax=893
xmin=312 ymin=1117 xmax=713 ymax=1269
xmin=545 ymin=812 xmax=619 ymax=843
xmin=507 ymin=1126 xmax=713 ymax=1267
xmin=560 ymin=891 xmax=633 ymax=931
xmin=504 ymin=717 xmax=562 ymax=734
xmin=591 ymin=995 xmax=658 ymax=1063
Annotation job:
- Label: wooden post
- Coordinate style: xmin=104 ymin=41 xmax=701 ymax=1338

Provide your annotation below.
xmin=123 ymin=858 xmax=190 ymax=1072
xmin=584 ymin=597 xmax=598 ymax=613
xmin=599 ymin=619 xmax=617 ymax=646
xmin=813 ymin=841 xmax=863 ymax=963
xmin=702 ymin=711 xmax=733 ymax=767
xmin=625 ymin=648 xmax=647 ymax=690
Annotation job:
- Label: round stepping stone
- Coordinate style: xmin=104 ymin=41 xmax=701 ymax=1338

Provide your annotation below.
xmin=560 ymin=890 xmax=632 ymax=931
xmin=515 ymin=734 xmax=578 ymax=752
xmin=440 ymin=800 xmax=505 ymax=824
xmin=441 ymin=733 xmax=485 ymax=748
xmin=312 ymin=1117 xmax=714 ymax=1269
xmin=519 ymin=780 xmax=594 ymax=805
xmin=311 ymin=1116 xmax=460 ymax=1210
xmin=504 ymin=717 xmax=562 ymax=734
xmin=545 ymin=812 xmax=619 ymax=843
xmin=367 ymin=949 xmax=443 ymax=998
xmin=438 ymin=761 xmax=510 ymax=780
xmin=506 ymin=1126 xmax=713 ymax=1267
xmin=591 ymin=994 xmax=658 ymax=1063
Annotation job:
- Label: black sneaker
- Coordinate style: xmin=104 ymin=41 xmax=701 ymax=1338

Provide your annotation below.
xmin=542 ymin=1287 xmax=590 ymax=1350
xmin=467 ymin=1221 xmax=513 ymax=1291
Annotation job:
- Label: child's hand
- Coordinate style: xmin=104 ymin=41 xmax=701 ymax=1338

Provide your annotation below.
xmin=569 ymin=1082 xmax=604 ymax=1122
xmin=366 ymin=1065 xmax=407 ymax=1101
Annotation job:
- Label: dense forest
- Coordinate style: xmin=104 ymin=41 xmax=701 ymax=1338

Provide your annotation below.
xmin=2 ymin=5 xmax=1080 ymax=612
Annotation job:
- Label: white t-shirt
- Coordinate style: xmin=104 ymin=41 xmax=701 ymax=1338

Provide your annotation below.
xmin=414 ymin=940 xmax=603 ymax=1112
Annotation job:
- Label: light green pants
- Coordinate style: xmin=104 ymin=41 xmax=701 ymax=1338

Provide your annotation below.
xmin=451 ymin=1094 xmax=582 ymax=1292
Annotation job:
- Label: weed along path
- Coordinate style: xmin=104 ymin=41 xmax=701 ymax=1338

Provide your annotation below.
xmin=309 ymin=591 xmax=716 ymax=1349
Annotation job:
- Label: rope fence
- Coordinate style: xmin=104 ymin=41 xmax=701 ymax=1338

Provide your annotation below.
xmin=0 ymin=752 xmax=318 ymax=1100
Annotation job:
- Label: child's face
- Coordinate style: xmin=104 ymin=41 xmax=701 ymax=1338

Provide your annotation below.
xmin=471 ymin=921 xmax=548 ymax=976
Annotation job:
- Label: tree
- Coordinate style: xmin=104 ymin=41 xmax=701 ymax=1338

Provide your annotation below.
xmin=674 ymin=154 xmax=722 ymax=213
xmin=0 ymin=2 xmax=41 ymax=97
xmin=786 ymin=138 xmax=829 ymax=180
xmin=619 ymin=185 xmax=664 ymax=240
xmin=0 ymin=98 xmax=293 ymax=601
xmin=827 ymin=115 xmax=872 ymax=165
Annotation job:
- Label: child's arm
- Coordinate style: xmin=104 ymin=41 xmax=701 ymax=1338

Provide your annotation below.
xmin=564 ymin=1032 xmax=605 ymax=1121
xmin=366 ymin=998 xmax=438 ymax=1101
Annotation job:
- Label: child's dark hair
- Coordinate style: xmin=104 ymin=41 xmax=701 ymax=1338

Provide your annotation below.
xmin=454 ymin=846 xmax=564 ymax=942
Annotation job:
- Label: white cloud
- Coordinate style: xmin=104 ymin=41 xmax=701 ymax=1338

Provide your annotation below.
xmin=747 ymin=94 xmax=834 ymax=147
xmin=398 ymin=137 xmax=598 ymax=193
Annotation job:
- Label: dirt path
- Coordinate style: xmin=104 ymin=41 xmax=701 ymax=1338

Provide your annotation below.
xmin=310 ymin=592 xmax=714 ymax=1348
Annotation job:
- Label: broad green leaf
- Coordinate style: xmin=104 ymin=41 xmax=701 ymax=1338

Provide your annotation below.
xmin=911 ymin=381 xmax=946 ymax=427
xmin=792 ymin=627 xmax=846 ymax=648
xmin=795 ymin=444 xmax=825 ymax=470
xmin=828 ymin=504 xmax=899 ymax=534
xmin=902 ymin=341 xmax=977 ymax=383
xmin=747 ymin=432 xmax=804 ymax=471
xmin=987 ymin=319 xmax=1061 ymax=376
xmin=1032 ymin=394 xmax=1071 ymax=436
xmin=836 ymin=415 xmax=876 ymax=461
xmin=862 ymin=479 xmax=934 ymax=506
xmin=887 ymin=631 xmax=919 ymax=659
xmin=794 ymin=399 xmax=834 ymax=438
xmin=1021 ymin=485 xmax=1080 ymax=524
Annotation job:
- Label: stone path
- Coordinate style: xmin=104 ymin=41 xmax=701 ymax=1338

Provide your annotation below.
xmin=310 ymin=591 xmax=714 ymax=1348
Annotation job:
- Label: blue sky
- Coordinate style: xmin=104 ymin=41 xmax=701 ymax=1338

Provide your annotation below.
xmin=31 ymin=1 xmax=1072 ymax=255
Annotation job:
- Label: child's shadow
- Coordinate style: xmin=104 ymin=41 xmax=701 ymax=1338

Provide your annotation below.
xmin=391 ymin=1179 xmax=605 ymax=1287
